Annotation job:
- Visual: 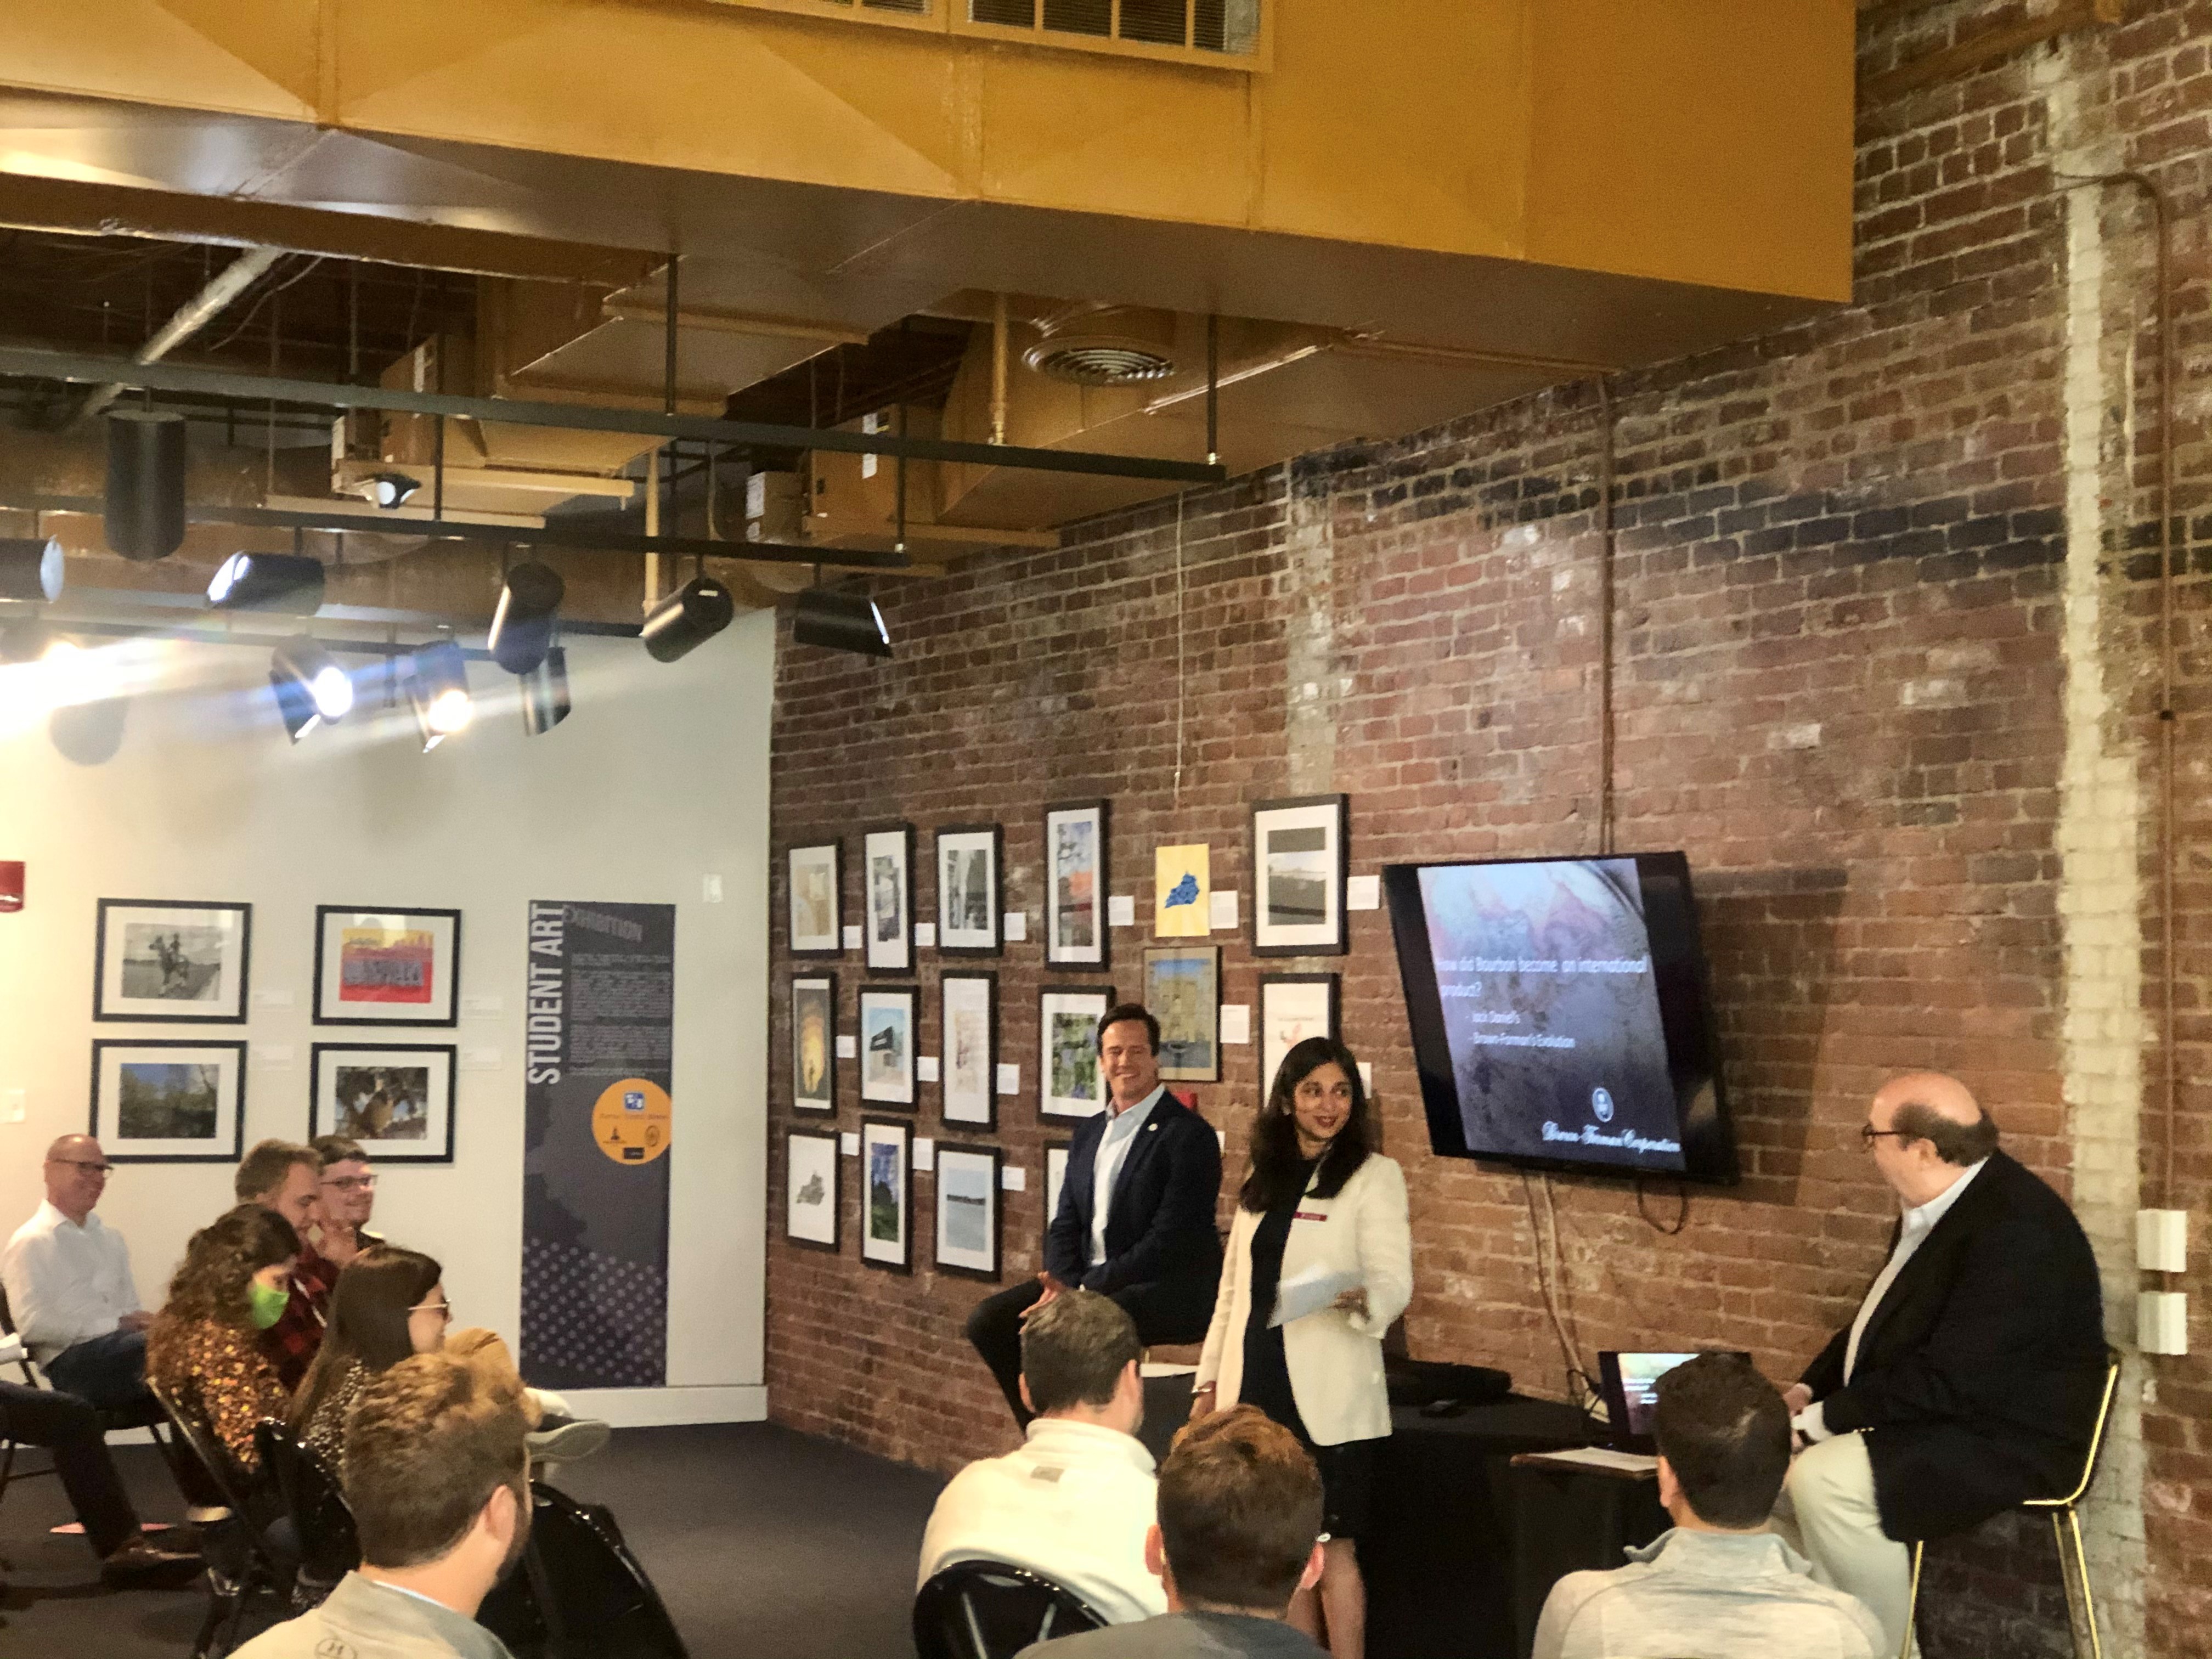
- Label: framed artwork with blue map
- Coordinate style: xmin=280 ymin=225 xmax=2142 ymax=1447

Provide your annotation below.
xmin=785 ymin=1129 xmax=840 ymax=1251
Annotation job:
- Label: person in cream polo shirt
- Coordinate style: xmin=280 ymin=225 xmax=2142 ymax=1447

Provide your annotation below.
xmin=1193 ymin=1037 xmax=1412 ymax=1659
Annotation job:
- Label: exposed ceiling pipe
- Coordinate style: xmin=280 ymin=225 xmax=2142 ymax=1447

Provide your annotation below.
xmin=69 ymin=246 xmax=287 ymax=427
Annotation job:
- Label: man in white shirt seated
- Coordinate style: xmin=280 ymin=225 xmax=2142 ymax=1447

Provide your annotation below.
xmin=1 ymin=1135 xmax=152 ymax=1409
xmin=919 ymin=1289 xmax=1167 ymax=1624
xmin=1533 ymin=1354 xmax=1884 ymax=1659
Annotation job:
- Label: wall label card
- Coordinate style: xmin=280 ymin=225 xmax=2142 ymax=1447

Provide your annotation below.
xmin=1221 ymin=1003 xmax=1252 ymax=1046
xmin=1108 ymin=895 xmax=1136 ymax=928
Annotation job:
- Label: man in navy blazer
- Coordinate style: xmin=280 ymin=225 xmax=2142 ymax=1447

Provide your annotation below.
xmin=967 ymin=1003 xmax=1223 ymax=1424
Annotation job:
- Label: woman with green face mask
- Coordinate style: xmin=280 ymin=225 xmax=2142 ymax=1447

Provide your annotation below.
xmin=147 ymin=1204 xmax=299 ymax=1477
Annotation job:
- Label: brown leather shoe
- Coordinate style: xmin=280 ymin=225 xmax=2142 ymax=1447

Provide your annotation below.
xmin=99 ymin=1534 xmax=201 ymax=1588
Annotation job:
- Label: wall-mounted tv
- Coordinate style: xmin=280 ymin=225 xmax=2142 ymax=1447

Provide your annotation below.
xmin=1383 ymin=853 xmax=1737 ymax=1185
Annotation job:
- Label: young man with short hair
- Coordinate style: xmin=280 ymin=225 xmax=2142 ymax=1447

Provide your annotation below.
xmin=237 ymin=1138 xmax=331 ymax=1389
xmin=232 ymin=1351 xmax=533 ymax=1659
xmin=921 ymin=1290 xmax=1166 ymax=1623
xmin=1533 ymin=1354 xmax=1884 ymax=1659
xmin=309 ymin=1135 xmax=384 ymax=1269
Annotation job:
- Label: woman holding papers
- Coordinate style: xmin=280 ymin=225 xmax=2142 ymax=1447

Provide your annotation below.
xmin=1192 ymin=1035 xmax=1412 ymax=1659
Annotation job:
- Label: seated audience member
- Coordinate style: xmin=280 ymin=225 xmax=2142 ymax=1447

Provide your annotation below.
xmin=147 ymin=1204 xmax=298 ymax=1477
xmin=232 ymin=1352 xmax=532 ymax=1659
xmin=308 ymin=1136 xmax=385 ymax=1270
xmin=919 ymin=1290 xmax=1166 ymax=1624
xmin=1532 ymin=1354 xmax=1884 ymax=1659
xmin=2 ymin=1134 xmax=155 ymax=1409
xmin=237 ymin=1138 xmax=332 ymax=1389
xmin=1018 ymin=1404 xmax=1328 ymax=1659
xmin=1780 ymin=1073 xmax=2106 ymax=1656
xmin=0 ymin=1374 xmax=196 ymax=1582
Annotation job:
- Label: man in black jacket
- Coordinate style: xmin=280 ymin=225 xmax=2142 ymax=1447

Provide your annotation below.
xmin=1778 ymin=1072 xmax=2107 ymax=1656
xmin=967 ymin=1003 xmax=1222 ymax=1424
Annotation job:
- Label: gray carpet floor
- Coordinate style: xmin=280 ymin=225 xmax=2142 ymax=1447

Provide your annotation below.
xmin=0 ymin=1423 xmax=946 ymax=1659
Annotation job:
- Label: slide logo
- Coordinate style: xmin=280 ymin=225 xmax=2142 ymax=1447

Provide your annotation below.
xmin=1591 ymin=1086 xmax=1615 ymax=1124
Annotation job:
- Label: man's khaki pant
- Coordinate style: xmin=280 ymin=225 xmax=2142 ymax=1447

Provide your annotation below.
xmin=1772 ymin=1430 xmax=1914 ymax=1657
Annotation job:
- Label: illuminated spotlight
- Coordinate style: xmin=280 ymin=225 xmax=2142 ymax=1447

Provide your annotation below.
xmin=366 ymin=472 xmax=421 ymax=510
xmin=792 ymin=586 xmax=892 ymax=659
xmin=269 ymin=636 xmax=353 ymax=743
xmin=487 ymin=562 xmax=565 ymax=675
xmin=521 ymin=644 xmax=571 ymax=736
xmin=104 ymin=411 xmax=187 ymax=562
xmin=641 ymin=574 xmax=735 ymax=664
xmin=208 ymin=551 xmax=325 ymax=614
xmin=0 ymin=537 xmax=64 ymax=602
xmin=404 ymin=637 xmax=473 ymax=752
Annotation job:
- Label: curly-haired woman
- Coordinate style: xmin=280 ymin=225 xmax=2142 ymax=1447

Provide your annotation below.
xmin=147 ymin=1203 xmax=298 ymax=1477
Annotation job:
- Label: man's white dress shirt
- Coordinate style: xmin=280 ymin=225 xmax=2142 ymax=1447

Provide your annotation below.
xmin=917 ymin=1417 xmax=1167 ymax=1624
xmin=1797 ymin=1160 xmax=1987 ymax=1443
xmin=1090 ymin=1085 xmax=1165 ymax=1267
xmin=1 ymin=1200 xmax=140 ymax=1363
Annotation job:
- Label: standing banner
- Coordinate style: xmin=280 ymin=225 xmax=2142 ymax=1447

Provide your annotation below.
xmin=521 ymin=900 xmax=675 ymax=1388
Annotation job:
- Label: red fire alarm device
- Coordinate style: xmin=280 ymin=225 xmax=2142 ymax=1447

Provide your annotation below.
xmin=0 ymin=863 xmax=21 ymax=913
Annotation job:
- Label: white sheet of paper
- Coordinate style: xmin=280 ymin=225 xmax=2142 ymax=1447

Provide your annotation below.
xmin=836 ymin=1034 xmax=858 ymax=1060
xmin=1002 ymin=1166 xmax=1028 ymax=1191
xmin=913 ymin=1137 xmax=935 ymax=1171
xmin=997 ymin=1063 xmax=1021 ymax=1094
xmin=1531 ymin=1446 xmax=1658 ymax=1474
xmin=1220 ymin=1004 xmax=1252 ymax=1045
xmin=840 ymin=1132 xmax=859 ymax=1156
xmin=1346 ymin=874 xmax=1381 ymax=911
xmin=917 ymin=1056 xmax=940 ymax=1082
xmin=251 ymin=1045 xmax=295 ymax=1069
xmin=461 ymin=1047 xmax=503 ymax=1071
xmin=842 ymin=924 xmax=863 ymax=951
xmin=1209 ymin=889 xmax=1239 ymax=931
xmin=1003 ymin=911 xmax=1027 ymax=943
xmin=915 ymin=922 xmax=937 ymax=949
xmin=1358 ymin=1061 xmax=1374 ymax=1091
xmin=1108 ymin=894 xmax=1136 ymax=927
xmin=251 ymin=988 xmax=296 ymax=1009
xmin=1270 ymin=1264 xmax=1363 ymax=1327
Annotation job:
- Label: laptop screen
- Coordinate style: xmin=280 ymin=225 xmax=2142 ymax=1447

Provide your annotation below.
xmin=1612 ymin=1352 xmax=1702 ymax=1440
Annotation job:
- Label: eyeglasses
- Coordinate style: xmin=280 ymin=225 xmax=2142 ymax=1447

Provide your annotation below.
xmin=410 ymin=1299 xmax=452 ymax=1322
xmin=49 ymin=1158 xmax=114 ymax=1175
xmin=323 ymin=1175 xmax=378 ymax=1192
xmin=1859 ymin=1125 xmax=1914 ymax=1146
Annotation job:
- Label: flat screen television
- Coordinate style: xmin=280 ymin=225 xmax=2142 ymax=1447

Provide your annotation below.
xmin=1383 ymin=852 xmax=1737 ymax=1184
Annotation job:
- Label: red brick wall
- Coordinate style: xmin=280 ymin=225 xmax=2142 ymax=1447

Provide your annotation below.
xmin=765 ymin=4 xmax=2212 ymax=1654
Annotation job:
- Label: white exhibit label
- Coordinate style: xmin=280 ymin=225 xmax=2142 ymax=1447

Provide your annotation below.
xmin=913 ymin=1137 xmax=936 ymax=1172
xmin=1108 ymin=894 xmax=1136 ymax=928
xmin=1221 ymin=1004 xmax=1252 ymax=1045
xmin=997 ymin=1062 xmax=1021 ymax=1095
xmin=842 ymin=924 xmax=863 ymax=951
xmin=840 ymin=1131 xmax=859 ymax=1156
xmin=915 ymin=922 xmax=937 ymax=949
xmin=461 ymin=994 xmax=505 ymax=1018
xmin=1346 ymin=874 xmax=1381 ymax=911
xmin=1 ymin=1089 xmax=23 ymax=1125
xmin=250 ymin=988 xmax=296 ymax=1010
xmin=836 ymin=1034 xmax=858 ymax=1060
xmin=1208 ymin=889 xmax=1239 ymax=931
xmin=917 ymin=1056 xmax=941 ymax=1082
xmin=1358 ymin=1061 xmax=1375 ymax=1091
xmin=1002 ymin=1166 xmax=1028 ymax=1191
xmin=461 ymin=1047 xmax=503 ymax=1071
xmin=1003 ymin=911 xmax=1028 ymax=943
xmin=252 ymin=1045 xmax=295 ymax=1069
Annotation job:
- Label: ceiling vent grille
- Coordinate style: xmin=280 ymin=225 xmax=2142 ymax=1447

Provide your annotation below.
xmin=1022 ymin=306 xmax=1178 ymax=385
xmin=969 ymin=0 xmax=1258 ymax=55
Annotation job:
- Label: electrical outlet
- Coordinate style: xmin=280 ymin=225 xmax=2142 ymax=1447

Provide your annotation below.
xmin=2 ymin=1089 xmax=24 ymax=1125
xmin=2140 ymin=1209 xmax=2189 ymax=1273
xmin=702 ymin=874 xmax=724 ymax=904
xmin=2140 ymin=1290 xmax=2189 ymax=1356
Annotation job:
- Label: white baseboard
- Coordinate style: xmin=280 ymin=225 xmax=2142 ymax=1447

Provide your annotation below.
xmin=546 ymin=1384 xmax=768 ymax=1427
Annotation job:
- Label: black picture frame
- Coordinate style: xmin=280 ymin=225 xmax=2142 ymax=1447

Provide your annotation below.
xmin=311 ymin=906 xmax=463 ymax=1028
xmin=939 ymin=970 xmax=998 ymax=1129
xmin=1043 ymin=799 xmax=1110 ymax=969
xmin=859 ymin=984 xmax=919 ymax=1109
xmin=791 ymin=973 xmax=837 ymax=1113
xmin=860 ymin=1116 xmax=913 ymax=1273
xmin=1040 ymin=983 xmax=1116 ymax=1119
xmin=1042 ymin=1137 xmax=1073 ymax=1259
xmin=92 ymin=899 xmax=252 ymax=1023
xmin=308 ymin=1043 xmax=458 ymax=1163
xmin=784 ymin=1128 xmax=843 ymax=1252
xmin=934 ymin=823 xmax=1005 ymax=957
xmin=1257 ymin=972 xmax=1341 ymax=1102
xmin=1144 ymin=944 xmax=1221 ymax=1082
xmin=862 ymin=822 xmax=916 ymax=973
xmin=1250 ymin=793 xmax=1349 ymax=957
xmin=90 ymin=1039 xmax=249 ymax=1163
xmin=933 ymin=1142 xmax=1004 ymax=1281
xmin=787 ymin=841 xmax=844 ymax=957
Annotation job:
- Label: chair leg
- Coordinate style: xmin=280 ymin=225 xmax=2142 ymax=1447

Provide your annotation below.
xmin=1898 ymin=1539 xmax=1923 ymax=1659
xmin=2063 ymin=1506 xmax=2102 ymax=1659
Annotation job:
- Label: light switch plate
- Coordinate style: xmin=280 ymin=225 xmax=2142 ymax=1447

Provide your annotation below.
xmin=2140 ymin=1209 xmax=2188 ymax=1273
xmin=2141 ymin=1290 xmax=2189 ymax=1355
xmin=702 ymin=874 xmax=724 ymax=903
xmin=2 ymin=1089 xmax=24 ymax=1125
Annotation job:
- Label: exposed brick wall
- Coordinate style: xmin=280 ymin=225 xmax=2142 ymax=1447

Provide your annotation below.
xmin=765 ymin=4 xmax=2212 ymax=1654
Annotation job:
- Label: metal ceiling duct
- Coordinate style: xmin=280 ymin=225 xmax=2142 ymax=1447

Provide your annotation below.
xmin=1022 ymin=304 xmax=1178 ymax=386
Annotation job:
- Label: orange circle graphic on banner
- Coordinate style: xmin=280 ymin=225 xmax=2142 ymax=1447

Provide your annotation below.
xmin=591 ymin=1078 xmax=672 ymax=1166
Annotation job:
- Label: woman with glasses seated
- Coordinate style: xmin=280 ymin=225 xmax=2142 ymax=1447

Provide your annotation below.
xmin=147 ymin=1204 xmax=300 ymax=1477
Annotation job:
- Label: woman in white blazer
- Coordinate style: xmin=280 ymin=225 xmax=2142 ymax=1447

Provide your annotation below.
xmin=1192 ymin=1035 xmax=1412 ymax=1659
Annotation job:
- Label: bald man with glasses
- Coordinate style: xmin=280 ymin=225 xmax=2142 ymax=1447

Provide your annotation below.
xmin=2 ymin=1135 xmax=155 ymax=1409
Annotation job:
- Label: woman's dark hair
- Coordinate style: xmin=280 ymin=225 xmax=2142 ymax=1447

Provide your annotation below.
xmin=290 ymin=1245 xmax=443 ymax=1433
xmin=157 ymin=1204 xmax=298 ymax=1331
xmin=1240 ymin=1036 xmax=1373 ymax=1213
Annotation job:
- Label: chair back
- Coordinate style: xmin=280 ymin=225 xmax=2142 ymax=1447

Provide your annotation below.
xmin=2027 ymin=1347 xmax=2126 ymax=1510
xmin=913 ymin=1560 xmax=1107 ymax=1659
xmin=476 ymin=1481 xmax=687 ymax=1659
xmin=255 ymin=1419 xmax=359 ymax=1602
xmin=0 ymin=1284 xmax=38 ymax=1386
xmin=147 ymin=1375 xmax=263 ymax=1521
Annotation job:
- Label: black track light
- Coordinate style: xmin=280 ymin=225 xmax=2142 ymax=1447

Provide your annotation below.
xmin=367 ymin=472 xmax=421 ymax=510
xmin=269 ymin=637 xmax=353 ymax=743
xmin=792 ymin=586 xmax=892 ymax=658
xmin=404 ymin=638 xmax=473 ymax=752
xmin=641 ymin=574 xmax=735 ymax=663
xmin=104 ymin=411 xmax=188 ymax=562
xmin=208 ymin=552 xmax=326 ymax=614
xmin=0 ymin=537 xmax=64 ymax=603
xmin=521 ymin=644 xmax=572 ymax=736
xmin=487 ymin=562 xmax=565 ymax=675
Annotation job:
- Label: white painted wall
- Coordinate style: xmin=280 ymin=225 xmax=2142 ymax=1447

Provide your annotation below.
xmin=0 ymin=621 xmax=771 ymax=1424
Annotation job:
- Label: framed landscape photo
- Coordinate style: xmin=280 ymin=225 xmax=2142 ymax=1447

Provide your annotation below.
xmin=859 ymin=985 xmax=918 ymax=1108
xmin=940 ymin=972 xmax=997 ymax=1128
xmin=93 ymin=900 xmax=251 ymax=1023
xmin=785 ymin=1128 xmax=841 ymax=1251
xmin=1043 ymin=1139 xmax=1073 ymax=1247
xmin=863 ymin=823 xmax=915 ymax=973
xmin=91 ymin=1040 xmax=246 ymax=1163
xmin=791 ymin=974 xmax=837 ymax=1113
xmin=1259 ymin=973 xmax=1341 ymax=1103
xmin=309 ymin=1043 xmax=456 ymax=1163
xmin=1040 ymin=984 xmax=1114 ymax=1119
xmin=787 ymin=842 xmax=842 ymax=957
xmin=1045 ymin=800 xmax=1109 ymax=968
xmin=934 ymin=1143 xmax=1003 ymax=1279
xmin=313 ymin=907 xmax=461 ymax=1027
xmin=1145 ymin=945 xmax=1221 ymax=1083
xmin=934 ymin=824 xmax=1003 ymax=956
xmin=860 ymin=1118 xmax=912 ymax=1271
xmin=1251 ymin=795 xmax=1348 ymax=956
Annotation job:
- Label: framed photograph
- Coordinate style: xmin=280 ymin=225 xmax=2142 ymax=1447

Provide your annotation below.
xmin=1154 ymin=843 xmax=1211 ymax=939
xmin=791 ymin=974 xmax=837 ymax=1113
xmin=1146 ymin=946 xmax=1221 ymax=1083
xmin=1044 ymin=1139 xmax=1072 ymax=1249
xmin=785 ymin=1129 xmax=841 ymax=1251
xmin=934 ymin=1143 xmax=1003 ymax=1279
xmin=313 ymin=907 xmax=462 ymax=1027
xmin=935 ymin=824 xmax=1003 ymax=956
xmin=1045 ymin=800 xmax=1109 ymax=968
xmin=1251 ymin=795 xmax=1348 ymax=956
xmin=1259 ymin=973 xmax=1341 ymax=1103
xmin=309 ymin=1043 xmax=456 ymax=1163
xmin=93 ymin=900 xmax=251 ymax=1023
xmin=1040 ymin=984 xmax=1115 ymax=1119
xmin=860 ymin=1117 xmax=912 ymax=1271
xmin=788 ymin=842 xmax=842 ymax=956
xmin=863 ymin=823 xmax=915 ymax=973
xmin=90 ymin=1040 xmax=246 ymax=1163
xmin=940 ymin=972 xmax=998 ymax=1127
xmin=859 ymin=985 xmax=918 ymax=1108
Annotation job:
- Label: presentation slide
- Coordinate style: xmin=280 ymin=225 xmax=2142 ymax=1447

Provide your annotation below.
xmin=1413 ymin=858 xmax=1685 ymax=1172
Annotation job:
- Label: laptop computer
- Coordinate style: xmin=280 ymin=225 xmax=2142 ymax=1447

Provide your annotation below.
xmin=1596 ymin=1351 xmax=1752 ymax=1454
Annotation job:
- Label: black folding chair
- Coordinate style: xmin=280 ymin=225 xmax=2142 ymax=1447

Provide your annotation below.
xmin=255 ymin=1419 xmax=359 ymax=1611
xmin=477 ymin=1480 xmax=687 ymax=1659
xmin=913 ymin=1560 xmax=1107 ymax=1659
xmin=0 ymin=1284 xmax=174 ymax=1515
xmin=145 ymin=1382 xmax=291 ymax=1659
